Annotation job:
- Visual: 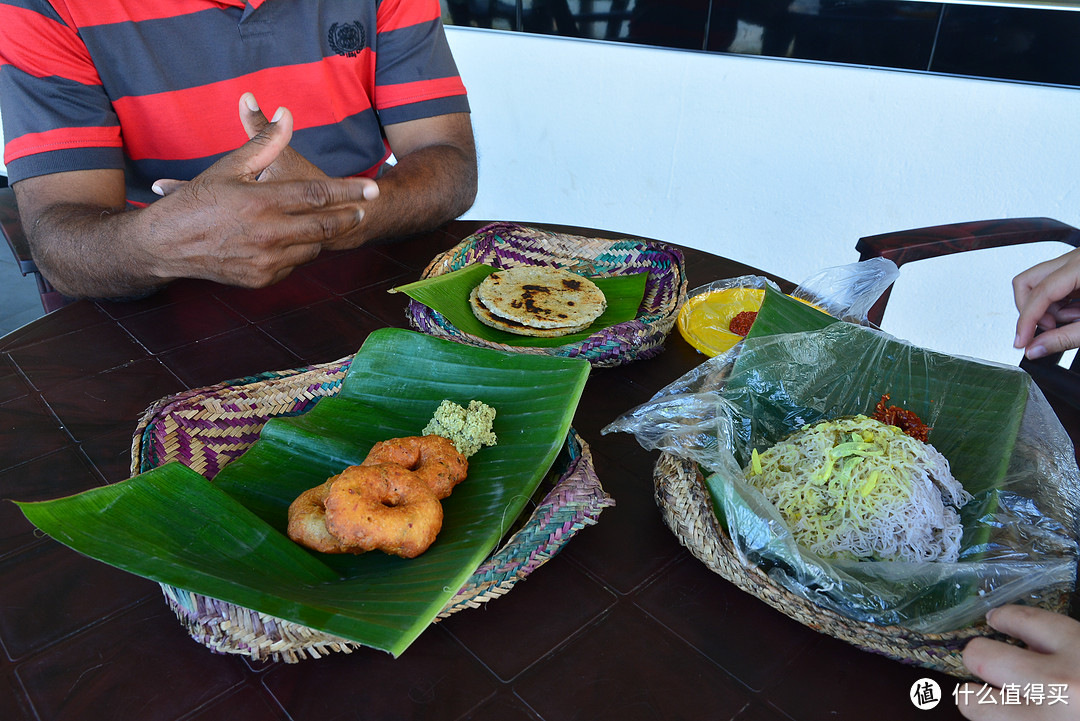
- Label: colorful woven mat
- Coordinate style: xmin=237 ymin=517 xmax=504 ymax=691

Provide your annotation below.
xmin=407 ymin=222 xmax=687 ymax=367
xmin=652 ymin=452 xmax=1070 ymax=678
xmin=131 ymin=357 xmax=614 ymax=662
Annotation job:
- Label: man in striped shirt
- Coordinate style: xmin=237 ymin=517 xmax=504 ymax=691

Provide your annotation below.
xmin=0 ymin=0 xmax=476 ymax=299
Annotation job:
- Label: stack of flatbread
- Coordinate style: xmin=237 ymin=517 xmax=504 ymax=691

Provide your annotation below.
xmin=469 ymin=266 xmax=607 ymax=338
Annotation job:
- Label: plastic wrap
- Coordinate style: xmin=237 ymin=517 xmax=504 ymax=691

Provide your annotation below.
xmin=607 ymin=267 xmax=1080 ymax=633
xmin=675 ymin=257 xmax=899 ymax=357
xmin=790 ymin=256 xmax=900 ymax=324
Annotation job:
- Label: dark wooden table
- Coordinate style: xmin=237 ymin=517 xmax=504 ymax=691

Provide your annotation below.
xmin=0 ymin=221 xmax=1022 ymax=720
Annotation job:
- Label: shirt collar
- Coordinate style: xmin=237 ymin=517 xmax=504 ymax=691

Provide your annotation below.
xmin=214 ymin=0 xmax=267 ymax=8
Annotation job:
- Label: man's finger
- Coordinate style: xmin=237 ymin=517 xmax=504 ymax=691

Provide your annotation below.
xmin=222 ymin=106 xmax=294 ymax=180
xmin=225 ymin=240 xmax=323 ymax=289
xmin=250 ymin=176 xmax=379 ymax=214
xmin=271 ymin=200 xmax=367 ymax=242
xmin=151 ymin=178 xmax=188 ymax=196
xmin=238 ymin=92 xmax=272 ymax=139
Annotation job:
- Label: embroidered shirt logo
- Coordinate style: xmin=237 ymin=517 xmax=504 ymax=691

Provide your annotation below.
xmin=328 ymin=21 xmax=366 ymax=57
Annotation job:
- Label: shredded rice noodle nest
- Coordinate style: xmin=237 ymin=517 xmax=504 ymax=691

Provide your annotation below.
xmin=743 ymin=416 xmax=972 ymax=562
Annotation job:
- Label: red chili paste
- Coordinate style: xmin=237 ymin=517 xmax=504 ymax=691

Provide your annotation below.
xmin=728 ymin=311 xmax=758 ymax=336
xmin=871 ymin=394 xmax=931 ymax=442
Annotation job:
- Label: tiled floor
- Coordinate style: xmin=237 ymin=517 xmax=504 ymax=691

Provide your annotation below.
xmin=0 ymin=250 xmax=45 ymax=337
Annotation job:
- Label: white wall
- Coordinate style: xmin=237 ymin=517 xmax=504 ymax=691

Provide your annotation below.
xmin=446 ymin=26 xmax=1080 ymax=366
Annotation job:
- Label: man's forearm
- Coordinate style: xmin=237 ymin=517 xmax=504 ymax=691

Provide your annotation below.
xmin=28 ymin=202 xmax=170 ymax=300
xmin=343 ymin=141 xmax=478 ymax=247
xmin=16 ymin=117 xmax=378 ymax=300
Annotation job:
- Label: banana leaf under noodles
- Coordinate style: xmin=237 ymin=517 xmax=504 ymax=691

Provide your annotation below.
xmin=15 ymin=329 xmax=591 ymax=656
xmin=607 ymin=286 xmax=1080 ymax=632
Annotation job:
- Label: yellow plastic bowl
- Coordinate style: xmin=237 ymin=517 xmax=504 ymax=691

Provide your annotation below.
xmin=677 ymin=288 xmax=824 ymax=357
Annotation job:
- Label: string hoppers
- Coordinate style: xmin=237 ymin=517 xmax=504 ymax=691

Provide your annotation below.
xmin=743 ymin=416 xmax=971 ymax=562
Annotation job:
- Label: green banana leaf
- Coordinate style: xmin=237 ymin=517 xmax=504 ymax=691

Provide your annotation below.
xmin=735 ymin=285 xmax=1029 ymax=493
xmin=702 ymin=287 xmax=1047 ymax=630
xmin=392 ymin=264 xmax=649 ymax=347
xmin=16 ymin=329 xmax=591 ymax=656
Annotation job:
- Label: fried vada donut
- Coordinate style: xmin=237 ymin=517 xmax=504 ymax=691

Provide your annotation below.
xmin=286 ymin=477 xmax=350 ymax=554
xmin=323 ymin=464 xmax=443 ymax=558
xmin=362 ymin=435 xmax=468 ymax=500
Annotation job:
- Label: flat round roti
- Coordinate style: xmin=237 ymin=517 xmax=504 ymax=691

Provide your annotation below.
xmin=469 ymin=287 xmax=594 ymax=337
xmin=474 ymin=266 xmax=606 ymax=330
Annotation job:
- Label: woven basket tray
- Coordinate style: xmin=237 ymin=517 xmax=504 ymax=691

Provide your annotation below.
xmin=406 ymin=221 xmax=687 ymax=368
xmin=131 ymin=356 xmax=615 ymax=663
xmin=654 ymin=452 xmax=1071 ymax=678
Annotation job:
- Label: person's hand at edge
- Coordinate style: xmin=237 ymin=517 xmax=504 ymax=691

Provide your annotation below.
xmin=1013 ymin=248 xmax=1080 ymax=359
xmin=957 ymin=605 xmax=1080 ymax=720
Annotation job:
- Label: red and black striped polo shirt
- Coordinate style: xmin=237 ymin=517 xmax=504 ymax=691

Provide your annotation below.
xmin=0 ymin=0 xmax=469 ymax=204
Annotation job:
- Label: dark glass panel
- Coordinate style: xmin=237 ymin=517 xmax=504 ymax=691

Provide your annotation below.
xmin=748 ymin=1 xmax=941 ymax=70
xmin=707 ymin=0 xmax=794 ymax=54
xmin=441 ymin=0 xmax=519 ymax=31
xmin=439 ymin=0 xmax=1080 ymax=88
xmin=624 ymin=0 xmax=711 ymax=50
xmin=522 ymin=0 xmax=639 ymax=41
xmin=933 ymin=4 xmax=1080 ymax=86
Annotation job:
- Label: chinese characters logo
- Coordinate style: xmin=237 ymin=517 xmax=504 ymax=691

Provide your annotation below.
xmin=953 ymin=682 xmax=1069 ymax=708
xmin=911 ymin=679 xmax=942 ymax=710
